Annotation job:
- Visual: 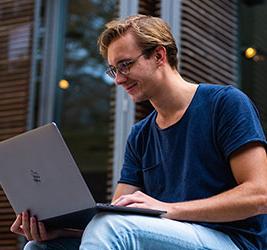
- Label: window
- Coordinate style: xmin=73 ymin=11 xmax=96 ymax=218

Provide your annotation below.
xmin=58 ymin=0 xmax=116 ymax=202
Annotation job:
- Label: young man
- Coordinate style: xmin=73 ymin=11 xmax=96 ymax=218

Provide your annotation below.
xmin=12 ymin=15 xmax=267 ymax=250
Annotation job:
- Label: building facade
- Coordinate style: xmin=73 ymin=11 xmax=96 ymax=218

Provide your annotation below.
xmin=0 ymin=0 xmax=266 ymax=249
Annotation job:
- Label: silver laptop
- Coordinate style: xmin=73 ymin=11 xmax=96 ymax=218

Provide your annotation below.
xmin=0 ymin=123 xmax=165 ymax=229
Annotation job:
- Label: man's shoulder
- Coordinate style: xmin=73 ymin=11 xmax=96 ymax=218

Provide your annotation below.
xmin=200 ymin=83 xmax=244 ymax=95
xmin=199 ymin=83 xmax=232 ymax=94
xmin=132 ymin=110 xmax=156 ymax=134
xmin=199 ymin=83 xmax=248 ymax=104
xmin=127 ymin=111 xmax=156 ymax=151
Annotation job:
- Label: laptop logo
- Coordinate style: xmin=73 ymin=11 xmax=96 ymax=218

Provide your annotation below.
xmin=30 ymin=169 xmax=41 ymax=183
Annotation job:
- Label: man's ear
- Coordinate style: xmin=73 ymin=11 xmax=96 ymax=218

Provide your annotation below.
xmin=154 ymin=46 xmax=167 ymax=65
xmin=155 ymin=53 xmax=161 ymax=60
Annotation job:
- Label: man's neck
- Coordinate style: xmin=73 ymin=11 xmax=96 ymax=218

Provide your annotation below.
xmin=150 ymin=71 xmax=198 ymax=129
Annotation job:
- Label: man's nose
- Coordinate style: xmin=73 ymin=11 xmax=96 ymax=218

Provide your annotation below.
xmin=115 ymin=72 xmax=128 ymax=85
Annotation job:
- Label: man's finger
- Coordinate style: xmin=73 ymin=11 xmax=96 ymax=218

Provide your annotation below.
xmin=38 ymin=221 xmax=48 ymax=241
xmin=115 ymin=195 xmax=144 ymax=207
xmin=22 ymin=211 xmax=33 ymax=241
xmin=126 ymin=203 xmax=146 ymax=208
xmin=10 ymin=214 xmax=24 ymax=235
xmin=30 ymin=217 xmax=41 ymax=241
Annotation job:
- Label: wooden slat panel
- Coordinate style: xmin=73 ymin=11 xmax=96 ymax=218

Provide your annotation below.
xmin=0 ymin=0 xmax=34 ymax=249
xmin=0 ymin=16 xmax=33 ymax=26
xmin=106 ymin=85 xmax=116 ymax=202
xmin=0 ymin=73 xmax=30 ymax=82
xmin=180 ymin=0 xmax=239 ymax=85
xmin=105 ymin=0 xmax=121 ymax=202
xmin=181 ymin=45 xmax=236 ymax=81
xmin=139 ymin=0 xmax=161 ymax=16
xmin=0 ymin=85 xmax=28 ymax=96
xmin=136 ymin=0 xmax=160 ymax=121
xmin=190 ymin=0 xmax=238 ymax=30
xmin=0 ymin=4 xmax=34 ymax=17
xmin=0 ymin=234 xmax=17 ymax=240
xmin=181 ymin=20 xmax=238 ymax=56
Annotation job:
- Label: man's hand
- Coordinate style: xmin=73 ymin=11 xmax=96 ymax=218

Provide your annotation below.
xmin=112 ymin=190 xmax=171 ymax=215
xmin=10 ymin=211 xmax=82 ymax=242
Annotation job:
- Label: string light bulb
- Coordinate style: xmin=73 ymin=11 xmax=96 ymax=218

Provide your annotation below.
xmin=245 ymin=47 xmax=257 ymax=59
xmin=59 ymin=79 xmax=70 ymax=90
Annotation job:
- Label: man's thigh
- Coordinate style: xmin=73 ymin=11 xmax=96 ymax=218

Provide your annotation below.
xmin=80 ymin=212 xmax=239 ymax=250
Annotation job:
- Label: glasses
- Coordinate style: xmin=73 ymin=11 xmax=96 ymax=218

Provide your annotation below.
xmin=106 ymin=53 xmax=144 ymax=79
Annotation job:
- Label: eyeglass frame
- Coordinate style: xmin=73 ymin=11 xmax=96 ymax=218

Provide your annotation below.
xmin=105 ymin=53 xmax=145 ymax=79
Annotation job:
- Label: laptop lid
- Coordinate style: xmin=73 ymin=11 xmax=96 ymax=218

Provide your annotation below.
xmin=0 ymin=123 xmax=95 ymax=221
xmin=0 ymin=123 xmax=166 ymax=229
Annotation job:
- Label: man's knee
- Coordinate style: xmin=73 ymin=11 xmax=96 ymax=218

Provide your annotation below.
xmin=23 ymin=241 xmax=43 ymax=250
xmin=23 ymin=238 xmax=81 ymax=250
xmin=81 ymin=213 xmax=136 ymax=250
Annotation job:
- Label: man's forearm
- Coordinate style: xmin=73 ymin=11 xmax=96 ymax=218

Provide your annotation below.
xmin=166 ymin=182 xmax=267 ymax=222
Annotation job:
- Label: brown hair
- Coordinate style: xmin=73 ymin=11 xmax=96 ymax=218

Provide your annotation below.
xmin=98 ymin=15 xmax=178 ymax=69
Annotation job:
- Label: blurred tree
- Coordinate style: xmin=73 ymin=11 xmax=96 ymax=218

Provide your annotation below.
xmin=61 ymin=0 xmax=115 ymax=131
xmin=57 ymin=0 xmax=116 ymax=185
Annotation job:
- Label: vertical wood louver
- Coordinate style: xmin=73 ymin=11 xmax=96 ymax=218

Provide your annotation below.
xmin=106 ymin=1 xmax=119 ymax=202
xmin=0 ymin=0 xmax=34 ymax=249
xmin=180 ymin=0 xmax=239 ymax=85
xmin=135 ymin=0 xmax=161 ymax=122
xmin=139 ymin=0 xmax=161 ymax=16
xmin=106 ymin=84 xmax=116 ymax=201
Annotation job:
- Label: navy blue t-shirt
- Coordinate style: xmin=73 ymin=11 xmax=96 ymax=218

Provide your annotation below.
xmin=119 ymin=83 xmax=267 ymax=249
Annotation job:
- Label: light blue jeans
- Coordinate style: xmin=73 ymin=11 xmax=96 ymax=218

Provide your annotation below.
xmin=24 ymin=212 xmax=240 ymax=250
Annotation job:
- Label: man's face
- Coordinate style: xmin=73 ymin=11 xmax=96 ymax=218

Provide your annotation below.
xmin=107 ymin=32 xmax=157 ymax=103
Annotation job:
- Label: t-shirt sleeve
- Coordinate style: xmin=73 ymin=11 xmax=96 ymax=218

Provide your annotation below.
xmin=215 ymin=86 xmax=267 ymax=160
xmin=118 ymin=126 xmax=144 ymax=188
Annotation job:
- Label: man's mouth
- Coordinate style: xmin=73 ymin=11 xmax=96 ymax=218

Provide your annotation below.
xmin=125 ymin=82 xmax=137 ymax=93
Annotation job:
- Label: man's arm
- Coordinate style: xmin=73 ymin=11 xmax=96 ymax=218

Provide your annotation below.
xmin=113 ymin=142 xmax=267 ymax=222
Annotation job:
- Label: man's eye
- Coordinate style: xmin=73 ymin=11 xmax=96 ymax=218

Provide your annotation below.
xmin=118 ymin=62 xmax=130 ymax=70
xmin=121 ymin=61 xmax=131 ymax=67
